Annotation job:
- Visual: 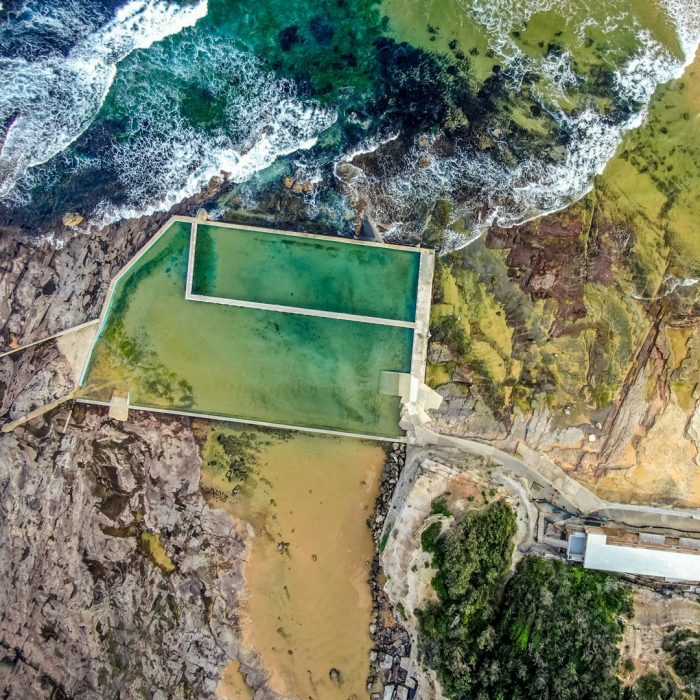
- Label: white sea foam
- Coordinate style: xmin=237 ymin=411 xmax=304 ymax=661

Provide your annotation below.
xmin=659 ymin=0 xmax=700 ymax=64
xmin=0 ymin=0 xmax=208 ymax=200
xmin=92 ymin=44 xmax=337 ymax=226
xmin=342 ymin=0 xmax=700 ymax=242
xmin=94 ymin=101 xmax=335 ymax=227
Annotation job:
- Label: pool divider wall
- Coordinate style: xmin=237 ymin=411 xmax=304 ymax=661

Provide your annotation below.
xmin=185 ymin=219 xmax=421 ymax=327
xmin=77 ymin=215 xmax=436 ymax=442
xmin=75 ymin=399 xmax=409 ymax=443
xmin=185 ymin=219 xmax=198 ymax=299
xmin=185 ymin=293 xmax=417 ymax=329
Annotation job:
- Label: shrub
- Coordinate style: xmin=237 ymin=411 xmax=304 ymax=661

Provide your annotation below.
xmin=416 ymin=502 xmax=634 ymax=700
xmin=416 ymin=501 xmax=516 ymax=697
xmin=663 ymin=629 xmax=700 ymax=698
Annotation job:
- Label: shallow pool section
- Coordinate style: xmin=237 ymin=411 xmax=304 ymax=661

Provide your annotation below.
xmin=80 ymin=220 xmax=415 ymax=438
xmin=191 ymin=223 xmax=420 ymax=322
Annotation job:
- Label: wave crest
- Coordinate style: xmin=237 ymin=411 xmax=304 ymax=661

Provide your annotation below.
xmin=93 ymin=41 xmax=337 ymax=225
xmin=0 ymin=0 xmax=208 ymax=200
xmin=339 ymin=0 xmax=699 ymax=243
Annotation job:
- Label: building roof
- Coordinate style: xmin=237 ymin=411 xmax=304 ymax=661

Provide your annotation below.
xmin=567 ymin=531 xmax=586 ymax=561
xmin=583 ymin=532 xmax=700 ymax=582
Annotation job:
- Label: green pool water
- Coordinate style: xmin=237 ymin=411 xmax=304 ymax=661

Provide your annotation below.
xmin=192 ymin=223 xmax=420 ymax=322
xmin=80 ymin=221 xmax=415 ymax=437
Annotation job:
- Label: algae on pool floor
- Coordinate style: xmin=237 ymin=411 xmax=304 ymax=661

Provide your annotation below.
xmin=80 ymin=219 xmax=417 ymax=438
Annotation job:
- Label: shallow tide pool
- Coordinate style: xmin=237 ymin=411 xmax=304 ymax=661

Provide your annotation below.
xmin=201 ymin=427 xmax=384 ymax=699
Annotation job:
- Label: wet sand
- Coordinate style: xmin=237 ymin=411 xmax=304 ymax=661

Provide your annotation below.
xmin=202 ymin=426 xmax=385 ymax=698
xmin=215 ymin=661 xmax=254 ymax=699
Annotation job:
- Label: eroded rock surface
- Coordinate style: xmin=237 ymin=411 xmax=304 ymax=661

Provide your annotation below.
xmin=427 ymin=192 xmax=700 ymax=508
xmin=0 ymin=407 xmax=248 ymax=699
xmin=0 ymin=179 xmax=225 ymax=353
xmin=0 ymin=339 xmax=74 ymax=421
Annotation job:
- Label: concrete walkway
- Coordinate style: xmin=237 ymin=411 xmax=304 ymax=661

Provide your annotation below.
xmin=409 ymin=250 xmax=435 ymax=397
xmin=185 ymin=291 xmax=416 ymax=328
xmin=0 ymin=319 xmax=99 ymax=359
xmin=76 ymin=399 xmax=408 ymax=443
xmin=2 ymin=391 xmax=75 ymax=433
xmin=412 ymin=425 xmax=700 ymax=535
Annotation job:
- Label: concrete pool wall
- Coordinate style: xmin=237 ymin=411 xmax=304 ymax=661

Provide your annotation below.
xmin=78 ymin=216 xmax=435 ymax=441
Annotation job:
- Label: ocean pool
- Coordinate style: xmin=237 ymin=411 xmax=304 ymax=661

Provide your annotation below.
xmin=192 ymin=222 xmax=420 ymax=322
xmin=80 ymin=219 xmax=418 ymax=438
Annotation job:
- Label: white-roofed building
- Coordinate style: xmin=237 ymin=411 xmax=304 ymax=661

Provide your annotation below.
xmin=583 ymin=532 xmax=700 ymax=583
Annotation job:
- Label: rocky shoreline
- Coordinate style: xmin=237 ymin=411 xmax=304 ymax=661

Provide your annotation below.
xmin=0 ymin=177 xmax=228 ymax=354
xmin=0 ymin=404 xmax=250 ymax=699
xmin=366 ymin=442 xmax=419 ymax=700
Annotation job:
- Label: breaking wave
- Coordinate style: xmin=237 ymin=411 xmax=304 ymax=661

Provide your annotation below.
xmin=661 ymin=0 xmax=700 ymax=64
xmin=0 ymin=0 xmax=208 ymax=199
xmin=0 ymin=2 xmax=336 ymax=227
xmin=1 ymin=0 xmax=697 ymax=237
xmin=92 ymin=38 xmax=337 ymax=225
xmin=343 ymin=0 xmax=700 ymax=243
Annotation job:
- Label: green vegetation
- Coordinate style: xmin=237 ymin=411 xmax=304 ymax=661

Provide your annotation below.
xmin=624 ymin=672 xmax=684 ymax=700
xmin=420 ymin=521 xmax=443 ymax=552
xmin=479 ymin=557 xmax=633 ymax=700
xmin=430 ymin=496 xmax=452 ymax=517
xmin=429 ymin=258 xmax=519 ymax=413
xmin=423 ymin=199 xmax=453 ymax=248
xmin=663 ymin=629 xmax=700 ymax=698
xmin=430 ymin=312 xmax=470 ymax=357
xmin=585 ymin=283 xmax=646 ymax=409
xmin=418 ymin=504 xmax=635 ymax=700
xmin=139 ymin=532 xmax=176 ymax=574
xmin=420 ymin=51 xmax=700 ymax=419
xmin=426 ymin=190 xmax=654 ymax=415
xmin=417 ymin=501 xmax=516 ymax=696
xmin=605 ymin=67 xmax=700 ymax=274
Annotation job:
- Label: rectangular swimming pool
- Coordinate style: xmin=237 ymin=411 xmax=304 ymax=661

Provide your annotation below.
xmin=191 ymin=223 xmax=420 ymax=322
xmin=79 ymin=219 xmax=422 ymax=438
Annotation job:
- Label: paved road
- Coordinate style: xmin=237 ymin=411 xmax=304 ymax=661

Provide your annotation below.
xmin=413 ymin=425 xmax=700 ymax=536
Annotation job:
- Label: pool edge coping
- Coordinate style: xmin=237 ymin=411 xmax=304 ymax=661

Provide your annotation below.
xmin=75 ymin=399 xmax=407 ymax=443
xmin=410 ymin=249 xmax=436 ymax=401
xmin=194 ymin=217 xmax=426 ymax=253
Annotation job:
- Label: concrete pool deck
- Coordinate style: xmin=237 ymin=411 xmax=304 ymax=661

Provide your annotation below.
xmin=76 ymin=215 xmax=437 ymax=441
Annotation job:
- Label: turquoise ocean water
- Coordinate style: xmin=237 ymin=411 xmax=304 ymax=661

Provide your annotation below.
xmin=0 ymin=0 xmax=698 ymax=238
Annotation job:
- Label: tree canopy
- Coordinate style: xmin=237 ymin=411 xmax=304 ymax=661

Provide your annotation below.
xmin=417 ymin=501 xmax=634 ymax=700
xmin=663 ymin=629 xmax=700 ymax=699
xmin=478 ymin=557 xmax=633 ymax=700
